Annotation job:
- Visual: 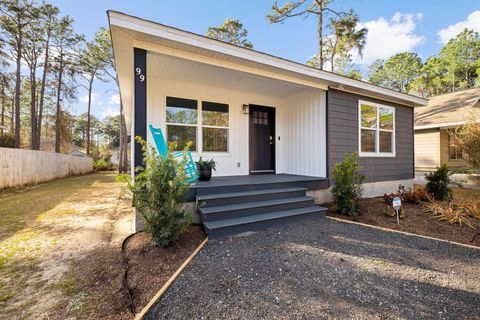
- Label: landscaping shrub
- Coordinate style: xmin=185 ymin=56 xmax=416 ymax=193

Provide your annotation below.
xmin=0 ymin=133 xmax=14 ymax=148
xmin=425 ymin=165 xmax=453 ymax=201
xmin=129 ymin=137 xmax=191 ymax=247
xmin=331 ymin=153 xmax=365 ymax=217
xmin=93 ymin=159 xmax=114 ymax=171
xmin=384 ymin=185 xmax=431 ymax=205
xmin=422 ymin=200 xmax=479 ymax=229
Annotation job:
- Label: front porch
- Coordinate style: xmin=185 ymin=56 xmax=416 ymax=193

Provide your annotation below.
xmin=187 ymin=174 xmax=329 ymax=238
xmin=187 ymin=173 xmax=329 ymax=201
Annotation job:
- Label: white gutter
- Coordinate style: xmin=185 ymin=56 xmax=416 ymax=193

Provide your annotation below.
xmin=415 ymin=120 xmax=480 ymax=130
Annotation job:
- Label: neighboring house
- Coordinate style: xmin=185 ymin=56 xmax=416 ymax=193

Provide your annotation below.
xmin=110 ymin=144 xmax=130 ymax=166
xmin=27 ymin=140 xmax=88 ymax=157
xmin=108 ymin=11 xmax=427 ymax=236
xmin=414 ymin=88 xmax=480 ymax=170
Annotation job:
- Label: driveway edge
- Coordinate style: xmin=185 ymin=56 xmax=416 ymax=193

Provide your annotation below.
xmin=134 ymin=237 xmax=209 ymax=320
xmin=326 ymin=216 xmax=480 ymax=250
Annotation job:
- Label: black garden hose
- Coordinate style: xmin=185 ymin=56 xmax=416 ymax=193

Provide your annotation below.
xmin=122 ymin=231 xmax=143 ymax=315
xmin=470 ymin=232 xmax=480 ymax=243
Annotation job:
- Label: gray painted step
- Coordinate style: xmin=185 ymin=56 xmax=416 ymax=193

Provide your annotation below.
xmin=200 ymin=196 xmax=315 ymax=222
xmin=204 ymin=206 xmax=327 ymax=238
xmin=197 ymin=187 xmax=307 ymax=207
xmin=191 ymin=179 xmax=328 ymax=199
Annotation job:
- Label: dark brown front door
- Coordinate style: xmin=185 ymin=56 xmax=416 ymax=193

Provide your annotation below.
xmin=249 ymin=105 xmax=275 ymax=174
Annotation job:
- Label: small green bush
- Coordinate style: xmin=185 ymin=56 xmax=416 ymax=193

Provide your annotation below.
xmin=425 ymin=165 xmax=453 ymax=201
xmin=130 ymin=137 xmax=191 ymax=247
xmin=0 ymin=133 xmax=14 ymax=148
xmin=93 ymin=159 xmax=114 ymax=171
xmin=331 ymin=153 xmax=365 ymax=217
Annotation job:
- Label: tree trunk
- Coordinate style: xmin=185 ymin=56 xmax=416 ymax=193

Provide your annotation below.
xmin=1 ymin=79 xmax=5 ymax=135
xmin=118 ymin=104 xmax=124 ymax=172
xmin=330 ymin=41 xmax=336 ymax=72
xmin=55 ymin=53 xmax=64 ymax=153
xmin=11 ymin=93 xmax=14 ymax=129
xmin=37 ymin=31 xmax=51 ymax=150
xmin=14 ymin=35 xmax=23 ymax=148
xmin=317 ymin=7 xmax=324 ymax=70
xmin=118 ymin=102 xmax=129 ymax=173
xmin=30 ymin=68 xmax=37 ymax=149
xmin=86 ymin=76 xmax=93 ymax=156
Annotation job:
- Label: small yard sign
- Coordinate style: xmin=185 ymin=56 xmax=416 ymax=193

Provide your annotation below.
xmin=393 ymin=197 xmax=401 ymax=225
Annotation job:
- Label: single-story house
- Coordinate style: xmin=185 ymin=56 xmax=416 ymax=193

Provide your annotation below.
xmin=108 ymin=11 xmax=427 ymax=236
xmin=414 ymin=88 xmax=480 ymax=170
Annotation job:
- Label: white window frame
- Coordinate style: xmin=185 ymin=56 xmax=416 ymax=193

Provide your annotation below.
xmin=200 ymin=101 xmax=230 ymax=153
xmin=165 ymin=96 xmax=230 ymax=154
xmin=358 ymin=100 xmax=396 ymax=157
xmin=448 ymin=133 xmax=462 ymax=161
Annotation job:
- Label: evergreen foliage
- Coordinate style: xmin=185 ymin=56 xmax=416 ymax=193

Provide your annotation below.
xmin=130 ymin=137 xmax=191 ymax=247
xmin=331 ymin=153 xmax=365 ymax=217
xmin=425 ymin=165 xmax=453 ymax=201
xmin=206 ymin=18 xmax=253 ymax=49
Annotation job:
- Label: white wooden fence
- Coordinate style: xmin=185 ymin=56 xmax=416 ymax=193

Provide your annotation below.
xmin=0 ymin=147 xmax=93 ymax=190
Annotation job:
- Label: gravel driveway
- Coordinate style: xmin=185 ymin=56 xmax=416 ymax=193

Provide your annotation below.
xmin=146 ymin=217 xmax=480 ymax=319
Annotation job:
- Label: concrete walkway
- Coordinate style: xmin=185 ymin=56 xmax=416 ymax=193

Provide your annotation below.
xmin=147 ymin=217 xmax=480 ymax=320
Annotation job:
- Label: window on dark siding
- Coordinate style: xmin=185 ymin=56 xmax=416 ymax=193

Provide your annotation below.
xmin=359 ymin=100 xmax=395 ymax=156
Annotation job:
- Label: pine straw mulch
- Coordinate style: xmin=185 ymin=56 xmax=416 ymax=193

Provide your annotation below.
xmin=326 ymin=197 xmax=480 ymax=247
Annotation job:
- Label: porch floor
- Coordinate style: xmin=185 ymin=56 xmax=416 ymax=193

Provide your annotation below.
xmin=190 ymin=173 xmax=328 ymax=189
xmin=187 ymin=174 xmax=329 ymax=201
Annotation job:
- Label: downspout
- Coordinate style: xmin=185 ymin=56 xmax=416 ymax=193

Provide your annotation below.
xmin=325 ymin=89 xmax=329 ymax=181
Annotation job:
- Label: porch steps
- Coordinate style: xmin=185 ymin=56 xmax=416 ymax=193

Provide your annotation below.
xmin=197 ymin=187 xmax=326 ymax=238
xmin=197 ymin=187 xmax=308 ymax=208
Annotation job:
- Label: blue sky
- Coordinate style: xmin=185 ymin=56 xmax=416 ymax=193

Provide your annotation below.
xmin=48 ymin=0 xmax=480 ymax=120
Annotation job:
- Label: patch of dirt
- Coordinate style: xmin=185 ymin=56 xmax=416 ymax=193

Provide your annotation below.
xmin=50 ymin=225 xmax=206 ymax=320
xmin=326 ymin=197 xmax=480 ymax=247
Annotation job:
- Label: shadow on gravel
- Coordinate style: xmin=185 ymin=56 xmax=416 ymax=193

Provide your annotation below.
xmin=146 ymin=217 xmax=480 ymax=319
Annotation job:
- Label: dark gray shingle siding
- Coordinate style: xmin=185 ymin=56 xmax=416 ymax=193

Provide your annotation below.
xmin=327 ymin=89 xmax=414 ymax=183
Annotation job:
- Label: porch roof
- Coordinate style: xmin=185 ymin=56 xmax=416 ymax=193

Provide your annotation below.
xmin=107 ymin=10 xmax=427 ymax=131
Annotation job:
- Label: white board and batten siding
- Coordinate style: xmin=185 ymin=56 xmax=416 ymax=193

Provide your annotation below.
xmin=414 ymin=129 xmax=440 ymax=169
xmin=0 ymin=147 xmax=93 ymax=190
xmin=146 ymin=76 xmax=327 ymax=177
xmin=278 ymin=90 xmax=327 ymax=177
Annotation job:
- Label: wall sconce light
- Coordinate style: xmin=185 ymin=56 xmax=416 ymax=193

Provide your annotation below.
xmin=242 ymin=104 xmax=249 ymax=115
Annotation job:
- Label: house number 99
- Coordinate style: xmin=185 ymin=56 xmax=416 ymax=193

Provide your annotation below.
xmin=135 ymin=67 xmax=145 ymax=82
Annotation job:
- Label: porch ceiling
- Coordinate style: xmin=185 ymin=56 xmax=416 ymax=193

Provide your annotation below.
xmin=148 ymin=52 xmax=311 ymax=98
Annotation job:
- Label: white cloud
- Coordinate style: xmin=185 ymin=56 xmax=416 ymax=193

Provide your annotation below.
xmin=101 ymin=106 xmax=119 ymax=119
xmin=437 ymin=10 xmax=480 ymax=43
xmin=80 ymin=92 xmax=100 ymax=104
xmin=109 ymin=94 xmax=120 ymax=105
xmin=354 ymin=13 xmax=425 ymax=65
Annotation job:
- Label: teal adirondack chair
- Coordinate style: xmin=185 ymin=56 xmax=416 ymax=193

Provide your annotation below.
xmin=148 ymin=124 xmax=199 ymax=183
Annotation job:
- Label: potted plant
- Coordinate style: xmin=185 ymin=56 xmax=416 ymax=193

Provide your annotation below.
xmin=195 ymin=157 xmax=217 ymax=181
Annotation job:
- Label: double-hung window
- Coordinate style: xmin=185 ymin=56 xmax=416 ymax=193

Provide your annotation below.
xmin=359 ymin=100 xmax=395 ymax=156
xmin=202 ymin=101 xmax=229 ymax=152
xmin=166 ymin=96 xmax=229 ymax=153
xmin=166 ymin=97 xmax=198 ymax=151
xmin=448 ymin=133 xmax=462 ymax=160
